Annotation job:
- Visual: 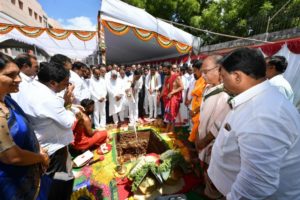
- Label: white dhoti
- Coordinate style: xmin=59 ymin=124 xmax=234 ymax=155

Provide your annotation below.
xmin=93 ymin=101 xmax=106 ymax=128
xmin=90 ymin=76 xmax=107 ymax=128
xmin=144 ymin=92 xmax=149 ymax=115
xmin=126 ymin=91 xmax=139 ymax=125
xmin=107 ymin=78 xmax=125 ymax=124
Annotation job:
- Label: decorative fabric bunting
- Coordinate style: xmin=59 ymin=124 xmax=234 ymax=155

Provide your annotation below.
xmin=175 ymin=42 xmax=192 ymax=54
xmin=0 ymin=23 xmax=96 ymax=41
xmin=102 ymin=20 xmax=130 ymax=36
xmin=73 ymin=31 xmax=96 ymax=41
xmin=101 ymin=20 xmax=192 ymax=54
xmin=0 ymin=24 xmax=14 ymax=34
xmin=16 ymin=26 xmax=44 ymax=38
xmin=133 ymin=28 xmax=155 ymax=41
xmin=156 ymin=34 xmax=174 ymax=49
xmin=46 ymin=29 xmax=71 ymax=40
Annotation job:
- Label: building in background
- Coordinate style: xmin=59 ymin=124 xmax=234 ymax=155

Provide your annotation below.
xmin=0 ymin=0 xmax=61 ymax=60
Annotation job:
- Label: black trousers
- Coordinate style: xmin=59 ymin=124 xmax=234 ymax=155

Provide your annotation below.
xmin=46 ymin=146 xmax=74 ymax=200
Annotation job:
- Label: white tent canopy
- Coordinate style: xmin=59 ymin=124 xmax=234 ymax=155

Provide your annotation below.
xmin=0 ymin=24 xmax=97 ymax=60
xmin=0 ymin=0 xmax=195 ymax=63
xmin=99 ymin=0 xmax=196 ymax=64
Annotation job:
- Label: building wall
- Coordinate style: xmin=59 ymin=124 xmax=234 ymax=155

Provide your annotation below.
xmin=0 ymin=0 xmax=61 ymax=59
xmin=0 ymin=0 xmax=52 ymax=27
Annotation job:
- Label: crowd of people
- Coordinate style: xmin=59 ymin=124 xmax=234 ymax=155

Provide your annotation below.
xmin=0 ymin=46 xmax=300 ymax=200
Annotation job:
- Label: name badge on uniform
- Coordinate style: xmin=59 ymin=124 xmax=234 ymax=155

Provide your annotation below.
xmin=224 ymin=123 xmax=231 ymax=131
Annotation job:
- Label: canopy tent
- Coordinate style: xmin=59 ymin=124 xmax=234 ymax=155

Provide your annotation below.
xmin=0 ymin=23 xmax=97 ymax=60
xmin=99 ymin=0 xmax=195 ymax=64
xmin=0 ymin=0 xmax=196 ymax=63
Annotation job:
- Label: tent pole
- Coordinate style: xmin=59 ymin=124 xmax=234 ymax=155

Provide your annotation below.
xmin=98 ymin=11 xmax=106 ymax=65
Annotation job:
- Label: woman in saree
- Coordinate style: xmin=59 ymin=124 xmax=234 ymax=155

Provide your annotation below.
xmin=0 ymin=52 xmax=49 ymax=199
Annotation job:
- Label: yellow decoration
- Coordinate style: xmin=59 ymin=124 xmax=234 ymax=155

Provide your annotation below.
xmin=71 ymin=187 xmax=96 ymax=200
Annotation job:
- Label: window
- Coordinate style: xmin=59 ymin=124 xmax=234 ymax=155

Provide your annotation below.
xmin=28 ymin=8 xmax=32 ymax=16
xmin=11 ymin=0 xmax=16 ymax=5
xmin=4 ymin=49 xmax=8 ymax=53
xmin=43 ymin=16 xmax=48 ymax=27
xmin=18 ymin=1 xmax=23 ymax=10
xmin=39 ymin=16 xmax=42 ymax=23
xmin=34 ymin=12 xmax=37 ymax=20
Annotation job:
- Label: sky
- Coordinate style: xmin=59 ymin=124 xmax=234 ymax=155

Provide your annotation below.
xmin=38 ymin=0 xmax=100 ymax=31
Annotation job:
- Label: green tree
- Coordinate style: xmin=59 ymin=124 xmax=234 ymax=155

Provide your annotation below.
xmin=122 ymin=0 xmax=300 ymax=45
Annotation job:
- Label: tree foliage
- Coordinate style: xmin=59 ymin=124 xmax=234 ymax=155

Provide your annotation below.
xmin=122 ymin=0 xmax=300 ymax=45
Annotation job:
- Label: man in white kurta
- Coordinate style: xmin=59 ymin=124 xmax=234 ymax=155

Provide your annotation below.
xmin=107 ymin=70 xmax=124 ymax=124
xmin=143 ymin=68 xmax=150 ymax=115
xmin=80 ymin=64 xmax=91 ymax=100
xmin=208 ymin=48 xmax=300 ymax=200
xmin=90 ymin=67 xmax=107 ymax=129
xmin=126 ymin=70 xmax=143 ymax=125
xmin=145 ymin=66 xmax=161 ymax=119
xmin=198 ymin=84 xmax=230 ymax=164
xmin=119 ymin=69 xmax=129 ymax=119
xmin=69 ymin=62 xmax=87 ymax=104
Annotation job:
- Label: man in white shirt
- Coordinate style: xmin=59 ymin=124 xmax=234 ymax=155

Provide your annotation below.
xmin=126 ymin=69 xmax=143 ymax=125
xmin=145 ymin=65 xmax=161 ymax=119
xmin=50 ymin=54 xmax=75 ymax=107
xmin=184 ymin=65 xmax=194 ymax=86
xmin=21 ymin=62 xmax=78 ymax=199
xmin=69 ymin=62 xmax=88 ymax=104
xmin=208 ymin=48 xmax=300 ymax=200
xmin=107 ymin=70 xmax=124 ymax=124
xmin=90 ymin=67 xmax=107 ymax=129
xmin=81 ymin=64 xmax=92 ymax=99
xmin=266 ymin=55 xmax=294 ymax=103
xmin=143 ymin=67 xmax=150 ymax=116
xmin=119 ymin=68 xmax=129 ymax=119
xmin=11 ymin=53 xmax=38 ymax=104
